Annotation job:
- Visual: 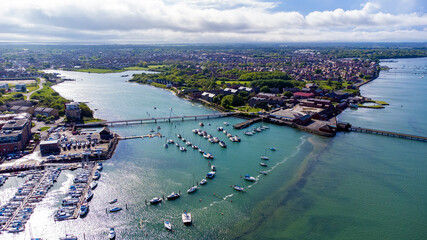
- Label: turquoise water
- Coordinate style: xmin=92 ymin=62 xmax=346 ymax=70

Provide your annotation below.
xmin=1 ymin=58 xmax=426 ymax=239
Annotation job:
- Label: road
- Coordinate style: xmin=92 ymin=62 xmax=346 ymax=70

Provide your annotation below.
xmin=24 ymin=78 xmax=45 ymax=100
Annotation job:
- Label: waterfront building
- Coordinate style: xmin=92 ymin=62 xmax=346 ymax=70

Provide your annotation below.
xmin=0 ymin=113 xmax=32 ymax=155
xmin=40 ymin=139 xmax=60 ymax=155
xmin=65 ymin=102 xmax=81 ymax=121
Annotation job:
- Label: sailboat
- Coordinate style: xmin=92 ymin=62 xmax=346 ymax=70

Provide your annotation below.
xmin=187 ymin=174 xmax=198 ymax=193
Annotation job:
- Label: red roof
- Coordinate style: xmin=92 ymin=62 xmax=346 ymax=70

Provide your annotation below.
xmin=293 ymin=92 xmax=314 ymax=97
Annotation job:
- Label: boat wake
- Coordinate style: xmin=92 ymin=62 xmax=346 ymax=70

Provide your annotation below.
xmin=200 ymin=135 xmax=308 ymax=211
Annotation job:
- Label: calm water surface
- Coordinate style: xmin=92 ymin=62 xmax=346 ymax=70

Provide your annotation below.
xmin=1 ymin=59 xmax=426 ymax=239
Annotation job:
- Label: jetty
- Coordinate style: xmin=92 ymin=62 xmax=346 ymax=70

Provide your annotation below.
xmin=71 ymin=164 xmax=97 ymax=219
xmin=118 ymin=133 xmax=162 ymax=140
xmin=233 ymin=117 xmax=262 ymax=129
xmin=1 ymin=170 xmax=50 ymax=231
xmin=76 ymin=113 xmax=236 ymax=128
xmin=350 ymin=126 xmax=427 ymax=142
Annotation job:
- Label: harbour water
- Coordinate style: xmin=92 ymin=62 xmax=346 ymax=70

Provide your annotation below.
xmin=1 ymin=58 xmax=426 ymax=239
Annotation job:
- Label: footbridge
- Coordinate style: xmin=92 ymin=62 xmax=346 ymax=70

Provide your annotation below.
xmin=76 ymin=112 xmax=237 ymax=128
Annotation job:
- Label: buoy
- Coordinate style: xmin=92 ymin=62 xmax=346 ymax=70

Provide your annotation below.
xmin=221 ymin=213 xmax=224 ymax=215
xmin=199 ymin=199 xmax=202 ymax=202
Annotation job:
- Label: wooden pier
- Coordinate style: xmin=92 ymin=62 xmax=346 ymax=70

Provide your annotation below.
xmin=76 ymin=112 xmax=236 ymax=128
xmin=118 ymin=133 xmax=162 ymax=140
xmin=233 ymin=117 xmax=262 ymax=129
xmin=350 ymin=126 xmax=427 ymax=142
xmin=1 ymin=170 xmax=50 ymax=231
xmin=72 ymin=164 xmax=98 ymax=219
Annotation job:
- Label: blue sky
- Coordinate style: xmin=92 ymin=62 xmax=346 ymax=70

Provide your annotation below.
xmin=0 ymin=0 xmax=426 ymax=43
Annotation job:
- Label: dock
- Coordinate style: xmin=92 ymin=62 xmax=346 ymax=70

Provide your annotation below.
xmin=233 ymin=117 xmax=262 ymax=129
xmin=71 ymin=164 xmax=98 ymax=219
xmin=1 ymin=170 xmax=50 ymax=231
xmin=118 ymin=133 xmax=162 ymax=140
xmin=350 ymin=126 xmax=427 ymax=142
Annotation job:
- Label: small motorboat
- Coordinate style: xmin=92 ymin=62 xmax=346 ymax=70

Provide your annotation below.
xmin=260 ymin=162 xmax=268 ymax=167
xmin=244 ymin=131 xmax=253 ymax=136
xmin=192 ymin=145 xmax=198 ymax=149
xmin=200 ymin=179 xmax=207 ymax=185
xmin=59 ymin=234 xmax=78 ymax=240
xmin=164 ymin=220 xmax=172 ymax=231
xmin=80 ymin=204 xmax=89 ymax=218
xmin=177 ymin=134 xmax=182 ymax=139
xmin=213 ymin=137 xmax=220 ymax=143
xmin=223 ymin=122 xmax=229 ymax=126
xmin=211 ymin=165 xmax=216 ymax=171
xmin=180 ymin=147 xmax=187 ymax=152
xmin=244 ymin=175 xmax=256 ymax=182
xmin=167 ymin=139 xmax=174 ymax=144
xmin=260 ymin=171 xmax=268 ymax=175
xmin=199 ymin=122 xmax=204 ymax=127
xmin=157 ymin=126 xmax=161 ymax=130
xmin=93 ymin=171 xmax=101 ymax=180
xmin=109 ymin=199 xmax=118 ymax=204
xmin=166 ymin=192 xmax=180 ymax=200
xmin=175 ymin=142 xmax=180 ymax=147
xmin=217 ymin=127 xmax=223 ymax=131
xmin=149 ymin=197 xmax=162 ymax=204
xmin=199 ymin=149 xmax=204 ymax=154
xmin=109 ymin=227 xmax=116 ymax=240
xmin=89 ymin=181 xmax=97 ymax=190
xmin=186 ymin=141 xmax=192 ymax=146
xmin=109 ymin=207 xmax=122 ymax=212
xmin=164 ymin=144 xmax=168 ymax=148
xmin=270 ymin=147 xmax=276 ymax=151
xmin=206 ymin=171 xmax=216 ymax=179
xmin=187 ymin=186 xmax=197 ymax=193
xmin=203 ymin=152 xmax=214 ymax=159
xmin=150 ymin=129 xmax=155 ymax=133
xmin=260 ymin=156 xmax=269 ymax=160
xmin=219 ymin=141 xmax=227 ymax=148
xmin=85 ymin=191 xmax=94 ymax=202
xmin=182 ymin=211 xmax=192 ymax=225
xmin=97 ymin=163 xmax=103 ymax=171
xmin=233 ymin=185 xmax=244 ymax=192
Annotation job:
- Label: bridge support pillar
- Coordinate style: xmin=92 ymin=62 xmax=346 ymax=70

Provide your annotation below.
xmin=155 ymin=119 xmax=157 ymax=123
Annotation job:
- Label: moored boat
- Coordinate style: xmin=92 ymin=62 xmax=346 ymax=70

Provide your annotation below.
xmin=200 ymin=178 xmax=207 ymax=185
xmin=149 ymin=197 xmax=162 ymax=204
xmin=233 ymin=185 xmax=244 ymax=191
xmin=80 ymin=204 xmax=89 ymax=218
xmin=182 ymin=211 xmax=192 ymax=225
xmin=166 ymin=192 xmax=180 ymax=200
xmin=109 ymin=207 xmax=122 ymax=212
xmin=164 ymin=220 xmax=172 ymax=231
xmin=206 ymin=171 xmax=216 ymax=179
xmin=211 ymin=165 xmax=216 ymax=171
xmin=260 ymin=171 xmax=268 ymax=175
xmin=260 ymin=156 xmax=269 ymax=160
xmin=109 ymin=227 xmax=116 ymax=240
xmin=244 ymin=175 xmax=256 ymax=182
xmin=109 ymin=199 xmax=118 ymax=204
xmin=260 ymin=162 xmax=268 ymax=167
xmin=179 ymin=146 xmax=187 ymax=152
xmin=219 ymin=141 xmax=227 ymax=148
xmin=187 ymin=186 xmax=197 ymax=193
xmin=203 ymin=152 xmax=214 ymax=159
xmin=85 ymin=191 xmax=93 ymax=202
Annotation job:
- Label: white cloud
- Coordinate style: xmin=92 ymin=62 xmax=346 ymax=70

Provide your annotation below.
xmin=0 ymin=0 xmax=425 ymax=43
